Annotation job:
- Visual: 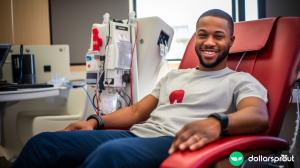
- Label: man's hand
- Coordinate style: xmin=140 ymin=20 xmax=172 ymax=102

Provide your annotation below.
xmin=62 ymin=119 xmax=97 ymax=131
xmin=168 ymin=118 xmax=221 ymax=154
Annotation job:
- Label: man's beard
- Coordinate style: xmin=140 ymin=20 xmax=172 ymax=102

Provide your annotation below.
xmin=195 ymin=47 xmax=229 ymax=68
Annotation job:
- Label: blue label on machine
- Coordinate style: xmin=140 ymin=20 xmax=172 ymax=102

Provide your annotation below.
xmin=86 ymin=55 xmax=92 ymax=61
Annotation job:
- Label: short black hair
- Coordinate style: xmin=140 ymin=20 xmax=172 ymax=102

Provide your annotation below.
xmin=197 ymin=9 xmax=234 ymax=36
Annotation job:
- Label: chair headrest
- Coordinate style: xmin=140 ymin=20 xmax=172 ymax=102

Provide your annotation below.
xmin=229 ymin=17 xmax=277 ymax=54
xmin=179 ymin=17 xmax=279 ymax=69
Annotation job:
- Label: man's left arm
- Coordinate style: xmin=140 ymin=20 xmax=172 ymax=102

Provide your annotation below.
xmin=169 ymin=97 xmax=268 ymax=154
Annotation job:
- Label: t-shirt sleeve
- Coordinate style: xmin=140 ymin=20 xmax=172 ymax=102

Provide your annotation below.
xmin=150 ymin=71 xmax=170 ymax=99
xmin=234 ymin=73 xmax=268 ymax=106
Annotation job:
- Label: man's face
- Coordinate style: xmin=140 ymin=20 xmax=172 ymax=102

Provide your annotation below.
xmin=195 ymin=16 xmax=235 ymax=71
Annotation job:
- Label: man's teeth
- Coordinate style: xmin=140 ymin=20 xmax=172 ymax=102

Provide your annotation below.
xmin=204 ymin=51 xmax=215 ymax=55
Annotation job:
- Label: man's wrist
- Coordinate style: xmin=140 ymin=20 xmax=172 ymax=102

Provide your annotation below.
xmin=86 ymin=114 xmax=105 ymax=130
xmin=208 ymin=113 xmax=229 ymax=136
xmin=87 ymin=118 xmax=98 ymax=129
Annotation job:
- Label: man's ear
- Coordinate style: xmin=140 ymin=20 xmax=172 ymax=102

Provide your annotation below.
xmin=229 ymin=35 xmax=235 ymax=47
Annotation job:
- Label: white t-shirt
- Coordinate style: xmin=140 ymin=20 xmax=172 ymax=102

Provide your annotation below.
xmin=130 ymin=67 xmax=268 ymax=137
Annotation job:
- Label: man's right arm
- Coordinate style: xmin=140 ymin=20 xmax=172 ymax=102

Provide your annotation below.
xmin=63 ymin=95 xmax=158 ymax=131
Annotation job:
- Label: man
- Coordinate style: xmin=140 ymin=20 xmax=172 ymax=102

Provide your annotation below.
xmin=13 ymin=9 xmax=268 ymax=168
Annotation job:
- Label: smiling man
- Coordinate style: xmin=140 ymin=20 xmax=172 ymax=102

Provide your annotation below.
xmin=13 ymin=9 xmax=268 ymax=168
xmin=195 ymin=12 xmax=234 ymax=70
xmin=168 ymin=9 xmax=268 ymax=154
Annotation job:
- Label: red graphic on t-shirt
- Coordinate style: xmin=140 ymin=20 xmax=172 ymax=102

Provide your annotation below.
xmin=169 ymin=90 xmax=185 ymax=104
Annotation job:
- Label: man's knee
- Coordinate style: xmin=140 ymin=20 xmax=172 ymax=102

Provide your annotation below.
xmin=89 ymin=140 xmax=133 ymax=163
xmin=25 ymin=132 xmax=53 ymax=149
xmin=13 ymin=132 xmax=57 ymax=168
xmin=82 ymin=140 xmax=132 ymax=168
xmin=96 ymin=140 xmax=127 ymax=157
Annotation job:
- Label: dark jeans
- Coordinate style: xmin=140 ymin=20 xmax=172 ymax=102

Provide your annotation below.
xmin=12 ymin=130 xmax=173 ymax=168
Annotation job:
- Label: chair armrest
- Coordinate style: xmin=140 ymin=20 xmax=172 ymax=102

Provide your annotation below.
xmin=32 ymin=114 xmax=81 ymax=135
xmin=160 ymin=135 xmax=289 ymax=168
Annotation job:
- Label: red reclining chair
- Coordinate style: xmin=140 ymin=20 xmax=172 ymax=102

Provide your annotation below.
xmin=161 ymin=17 xmax=300 ymax=168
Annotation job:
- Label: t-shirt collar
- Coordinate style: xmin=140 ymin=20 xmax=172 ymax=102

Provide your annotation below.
xmin=193 ymin=67 xmax=232 ymax=76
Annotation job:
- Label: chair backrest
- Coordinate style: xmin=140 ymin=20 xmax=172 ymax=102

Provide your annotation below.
xmin=179 ymin=17 xmax=300 ymax=136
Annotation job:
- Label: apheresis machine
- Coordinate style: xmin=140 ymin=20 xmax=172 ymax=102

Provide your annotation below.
xmin=85 ymin=12 xmax=174 ymax=115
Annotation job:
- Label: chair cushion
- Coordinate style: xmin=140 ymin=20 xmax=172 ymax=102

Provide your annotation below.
xmin=230 ymin=18 xmax=277 ymax=54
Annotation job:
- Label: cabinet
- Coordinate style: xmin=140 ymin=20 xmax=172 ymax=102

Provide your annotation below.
xmin=0 ymin=0 xmax=50 ymax=44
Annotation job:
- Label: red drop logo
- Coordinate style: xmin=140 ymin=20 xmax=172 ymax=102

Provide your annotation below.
xmin=169 ymin=90 xmax=185 ymax=104
xmin=92 ymin=28 xmax=103 ymax=52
